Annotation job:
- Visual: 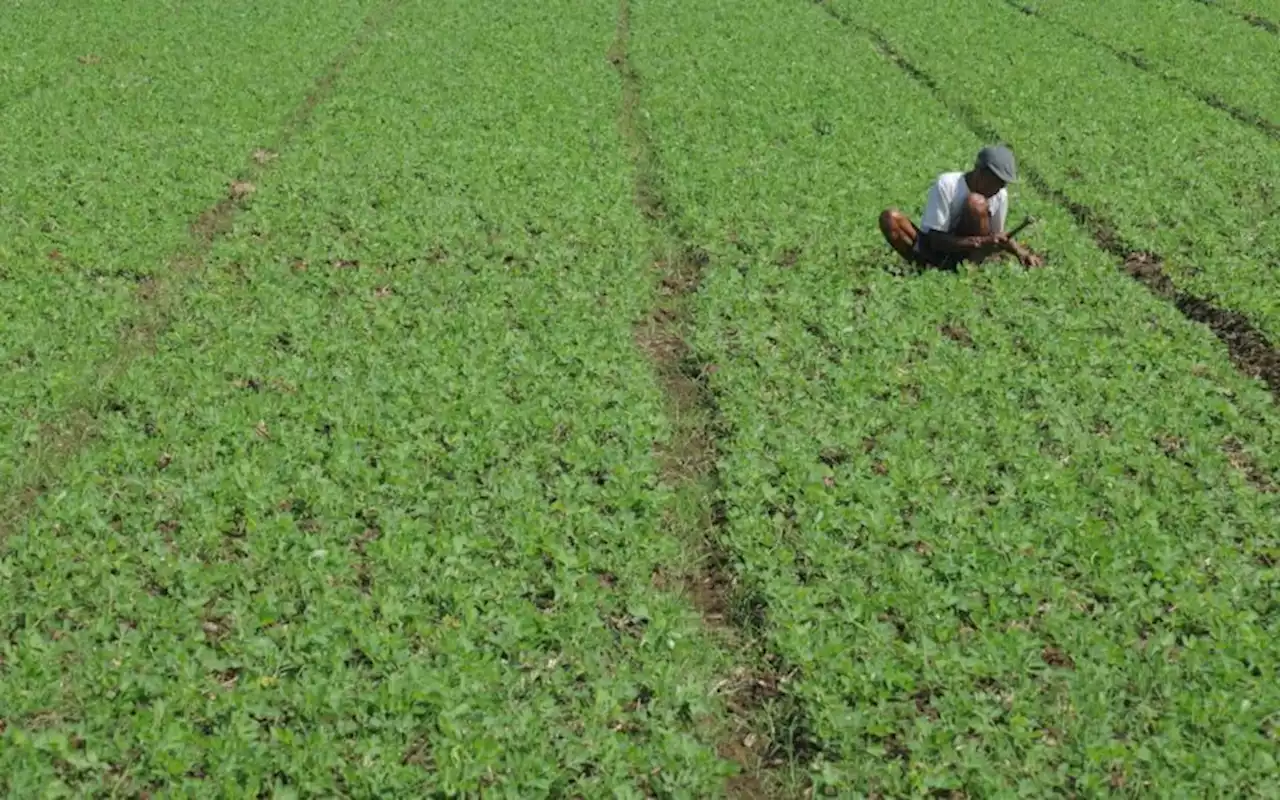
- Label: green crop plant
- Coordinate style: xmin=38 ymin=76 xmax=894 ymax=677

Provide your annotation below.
xmin=1205 ymin=0 xmax=1280 ymax=24
xmin=1030 ymin=0 xmax=1280 ymax=132
xmin=634 ymin=0 xmax=1280 ymax=793
xmin=826 ymin=0 xmax=1280 ymax=346
xmin=0 ymin=0 xmax=384 ymax=496
xmin=0 ymin=0 xmax=735 ymax=794
xmin=0 ymin=1 xmax=144 ymax=106
xmin=2 ymin=0 xmax=1278 ymax=795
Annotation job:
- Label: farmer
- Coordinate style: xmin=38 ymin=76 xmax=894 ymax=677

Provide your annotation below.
xmin=878 ymin=145 xmax=1043 ymax=269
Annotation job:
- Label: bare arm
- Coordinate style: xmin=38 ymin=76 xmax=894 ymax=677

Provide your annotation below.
xmin=921 ymin=229 xmax=1002 ymax=256
xmin=924 ymin=230 xmax=1043 ymax=267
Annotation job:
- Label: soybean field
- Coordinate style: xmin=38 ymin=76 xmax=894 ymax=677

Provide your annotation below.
xmin=1 ymin=0 xmax=1277 ymax=796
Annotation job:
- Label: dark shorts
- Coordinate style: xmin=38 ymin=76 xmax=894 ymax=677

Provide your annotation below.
xmin=912 ymin=234 xmax=964 ymax=270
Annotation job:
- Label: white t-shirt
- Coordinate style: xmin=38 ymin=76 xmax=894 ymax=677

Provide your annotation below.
xmin=919 ymin=171 xmax=1007 ymax=234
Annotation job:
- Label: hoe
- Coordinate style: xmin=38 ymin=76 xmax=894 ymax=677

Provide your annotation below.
xmin=1007 ymin=214 xmax=1040 ymax=240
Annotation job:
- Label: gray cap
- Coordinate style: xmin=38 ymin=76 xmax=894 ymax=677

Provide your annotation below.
xmin=976 ymin=144 xmax=1018 ymax=183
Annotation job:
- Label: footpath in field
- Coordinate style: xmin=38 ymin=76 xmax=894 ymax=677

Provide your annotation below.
xmin=631 ymin=0 xmax=1280 ymax=794
xmin=0 ymin=0 xmax=750 ymax=794
xmin=0 ymin=0 xmax=386 ymax=510
xmin=610 ymin=0 xmax=793 ymax=794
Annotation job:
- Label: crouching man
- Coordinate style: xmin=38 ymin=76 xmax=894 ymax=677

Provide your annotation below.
xmin=879 ymin=144 xmax=1043 ymax=270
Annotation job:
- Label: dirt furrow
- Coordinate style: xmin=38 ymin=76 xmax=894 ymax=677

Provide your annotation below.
xmin=815 ymin=0 xmax=1280 ymax=403
xmin=610 ymin=2 xmax=812 ymax=796
xmin=0 ymin=1 xmax=402 ymax=541
xmin=1000 ymin=0 xmax=1277 ymax=141
xmin=1192 ymin=0 xmax=1280 ymax=35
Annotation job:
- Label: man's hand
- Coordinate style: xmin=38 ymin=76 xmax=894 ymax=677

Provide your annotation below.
xmin=990 ymin=233 xmax=1044 ymax=268
xmin=1005 ymin=239 xmax=1043 ymax=268
xmin=984 ymin=232 xmax=1011 ymax=251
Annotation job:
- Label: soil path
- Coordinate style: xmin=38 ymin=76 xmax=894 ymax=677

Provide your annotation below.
xmin=610 ymin=2 xmax=813 ymax=796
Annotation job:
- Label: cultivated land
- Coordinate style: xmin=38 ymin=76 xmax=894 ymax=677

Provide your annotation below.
xmin=1 ymin=0 xmax=1277 ymax=796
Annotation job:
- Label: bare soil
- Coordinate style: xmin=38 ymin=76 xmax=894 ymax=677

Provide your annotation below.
xmin=613 ymin=2 xmax=808 ymax=795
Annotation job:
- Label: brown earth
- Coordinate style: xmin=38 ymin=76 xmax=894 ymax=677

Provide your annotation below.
xmin=613 ymin=2 xmax=810 ymax=796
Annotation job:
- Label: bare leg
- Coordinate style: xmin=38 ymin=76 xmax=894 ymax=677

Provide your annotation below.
xmin=953 ymin=193 xmax=996 ymax=264
xmin=878 ymin=208 xmax=921 ymax=264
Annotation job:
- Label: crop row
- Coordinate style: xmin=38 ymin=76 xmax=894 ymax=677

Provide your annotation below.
xmin=826 ymin=0 xmax=1280 ymax=348
xmin=1209 ymin=0 xmax=1280 ymax=25
xmin=4 ymin=0 xmax=1278 ymax=794
xmin=0 ymin=0 xmax=740 ymax=794
xmin=1028 ymin=0 xmax=1279 ymax=134
xmin=633 ymin=0 xmax=1280 ymax=793
xmin=0 ymin=0 xmax=383 ymax=498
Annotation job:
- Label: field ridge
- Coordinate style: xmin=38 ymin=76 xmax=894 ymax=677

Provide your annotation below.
xmin=1000 ymin=0 xmax=1278 ymax=140
xmin=4 ymin=0 xmax=1278 ymax=792
xmin=1246 ymin=11 xmax=1280 ymax=32
xmin=611 ymin=1 xmax=814 ymax=794
xmin=815 ymin=0 xmax=1280 ymax=403
xmin=0 ymin=0 xmax=402 ymax=542
xmin=1193 ymin=0 xmax=1280 ymax=34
